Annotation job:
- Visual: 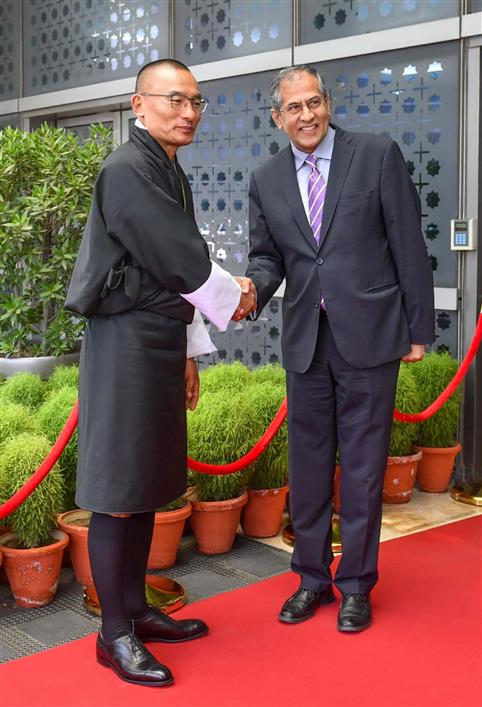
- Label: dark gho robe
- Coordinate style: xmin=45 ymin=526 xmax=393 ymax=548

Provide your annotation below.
xmin=66 ymin=126 xmax=214 ymax=512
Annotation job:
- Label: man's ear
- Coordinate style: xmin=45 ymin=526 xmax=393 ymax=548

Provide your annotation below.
xmin=131 ymin=93 xmax=144 ymax=118
xmin=324 ymin=94 xmax=331 ymax=117
xmin=271 ymin=109 xmax=283 ymax=131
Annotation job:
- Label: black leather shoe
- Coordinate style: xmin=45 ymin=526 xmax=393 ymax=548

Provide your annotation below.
xmin=96 ymin=632 xmax=173 ymax=686
xmin=133 ymin=609 xmax=209 ymax=643
xmin=337 ymin=593 xmax=372 ymax=632
xmin=279 ymin=586 xmax=335 ymax=624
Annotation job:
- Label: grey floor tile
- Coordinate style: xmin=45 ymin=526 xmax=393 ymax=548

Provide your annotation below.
xmin=223 ymin=550 xmax=290 ymax=577
xmin=17 ymin=609 xmax=96 ymax=646
xmin=0 ymin=638 xmax=19 ymax=661
xmin=176 ymin=569 xmax=250 ymax=601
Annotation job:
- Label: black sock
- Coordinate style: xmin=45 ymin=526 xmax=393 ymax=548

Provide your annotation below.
xmin=124 ymin=511 xmax=155 ymax=620
xmin=88 ymin=512 xmax=131 ymax=642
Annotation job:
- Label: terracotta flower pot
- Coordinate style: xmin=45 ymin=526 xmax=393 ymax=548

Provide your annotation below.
xmin=0 ymin=529 xmax=69 ymax=607
xmin=241 ymin=485 xmax=289 ymax=538
xmin=414 ymin=443 xmax=462 ymax=493
xmin=190 ymin=492 xmax=248 ymax=555
xmin=147 ymin=502 xmax=192 ymax=569
xmin=56 ymin=509 xmax=92 ymax=585
xmin=333 ymin=463 xmax=341 ymax=514
xmin=383 ymin=450 xmax=423 ymax=504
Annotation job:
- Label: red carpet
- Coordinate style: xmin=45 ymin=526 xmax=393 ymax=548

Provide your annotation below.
xmin=1 ymin=516 xmax=481 ymax=707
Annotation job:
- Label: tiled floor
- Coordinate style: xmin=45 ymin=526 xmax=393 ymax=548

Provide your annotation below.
xmin=0 ymin=489 xmax=480 ymax=664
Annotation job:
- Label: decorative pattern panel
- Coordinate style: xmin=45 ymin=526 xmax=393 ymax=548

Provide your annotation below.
xmin=178 ymin=70 xmax=288 ymax=367
xmin=23 ymin=0 xmax=169 ymax=96
xmin=300 ymin=0 xmax=458 ymax=44
xmin=0 ymin=0 xmax=21 ymax=100
xmin=174 ymin=0 xmax=292 ymax=65
xmin=316 ymin=42 xmax=459 ymax=352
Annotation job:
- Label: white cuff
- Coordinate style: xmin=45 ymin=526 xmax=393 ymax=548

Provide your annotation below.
xmin=186 ymin=309 xmax=217 ymax=358
xmin=180 ymin=261 xmax=241 ymax=331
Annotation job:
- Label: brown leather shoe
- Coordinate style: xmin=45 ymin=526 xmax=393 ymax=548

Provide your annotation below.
xmin=279 ymin=586 xmax=335 ymax=624
xmin=133 ymin=609 xmax=209 ymax=643
xmin=96 ymin=632 xmax=173 ymax=686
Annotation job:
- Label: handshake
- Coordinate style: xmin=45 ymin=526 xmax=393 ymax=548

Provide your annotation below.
xmin=232 ymin=276 xmax=257 ymax=321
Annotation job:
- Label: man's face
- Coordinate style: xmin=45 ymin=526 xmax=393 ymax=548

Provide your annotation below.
xmin=272 ymin=72 xmax=331 ymax=154
xmin=131 ymin=65 xmax=202 ymax=159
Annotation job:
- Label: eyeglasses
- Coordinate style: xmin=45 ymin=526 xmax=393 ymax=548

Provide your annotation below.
xmin=279 ymin=96 xmax=326 ymax=116
xmin=139 ymin=92 xmax=209 ymax=114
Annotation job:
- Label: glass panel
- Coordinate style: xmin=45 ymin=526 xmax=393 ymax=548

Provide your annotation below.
xmin=0 ymin=0 xmax=21 ymax=100
xmin=315 ymin=41 xmax=459 ymax=352
xmin=174 ymin=0 xmax=292 ymax=65
xmin=178 ymin=70 xmax=288 ymax=366
xmin=61 ymin=120 xmax=113 ymax=144
xmin=468 ymin=0 xmax=482 ymax=11
xmin=0 ymin=114 xmax=21 ymax=129
xmin=300 ymin=0 xmax=459 ymax=44
xmin=23 ymin=0 xmax=169 ymax=96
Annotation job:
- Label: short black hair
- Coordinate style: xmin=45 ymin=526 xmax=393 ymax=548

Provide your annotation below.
xmin=135 ymin=59 xmax=191 ymax=93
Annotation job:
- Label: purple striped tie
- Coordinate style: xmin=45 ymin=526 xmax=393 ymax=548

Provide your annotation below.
xmin=305 ymin=154 xmax=326 ymax=244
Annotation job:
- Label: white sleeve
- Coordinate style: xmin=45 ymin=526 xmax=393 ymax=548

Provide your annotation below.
xmin=186 ymin=309 xmax=217 ymax=358
xmin=180 ymin=261 xmax=242 ymax=331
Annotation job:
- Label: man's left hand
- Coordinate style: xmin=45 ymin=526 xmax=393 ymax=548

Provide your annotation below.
xmin=401 ymin=344 xmax=426 ymax=363
xmin=185 ymin=357 xmax=200 ymax=410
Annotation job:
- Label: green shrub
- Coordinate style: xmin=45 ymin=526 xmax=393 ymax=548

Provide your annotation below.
xmin=1 ymin=372 xmax=46 ymax=410
xmin=0 ymin=400 xmax=38 ymax=447
xmin=410 ymin=352 xmax=461 ymax=448
xmin=46 ymin=365 xmax=79 ymax=393
xmin=388 ymin=363 xmax=421 ymax=456
xmin=36 ymin=386 xmax=78 ymax=510
xmin=187 ymin=391 xmax=263 ymax=501
xmin=251 ymin=363 xmax=286 ymax=389
xmin=0 ymin=123 xmax=112 ymax=357
xmin=199 ymin=361 xmax=252 ymax=396
xmin=157 ymin=496 xmax=188 ymax=512
xmin=0 ymin=433 xmax=64 ymax=547
xmin=244 ymin=383 xmax=288 ymax=489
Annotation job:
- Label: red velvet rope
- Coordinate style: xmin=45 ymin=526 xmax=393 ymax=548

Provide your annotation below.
xmin=0 ymin=309 xmax=480 ymax=514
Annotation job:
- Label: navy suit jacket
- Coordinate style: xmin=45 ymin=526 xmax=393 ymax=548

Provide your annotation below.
xmin=246 ymin=124 xmax=435 ymax=372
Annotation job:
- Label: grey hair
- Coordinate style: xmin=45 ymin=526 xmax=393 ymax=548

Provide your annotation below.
xmin=270 ymin=65 xmax=328 ymax=112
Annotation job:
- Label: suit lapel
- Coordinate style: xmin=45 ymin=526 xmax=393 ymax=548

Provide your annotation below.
xmin=280 ymin=147 xmax=318 ymax=251
xmin=317 ymin=126 xmax=355 ymax=250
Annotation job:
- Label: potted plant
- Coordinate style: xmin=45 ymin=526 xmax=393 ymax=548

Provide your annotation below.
xmin=148 ymin=496 xmax=192 ymax=570
xmin=0 ymin=123 xmax=112 ymax=378
xmin=199 ymin=360 xmax=253 ymax=396
xmin=251 ymin=362 xmax=286 ymax=387
xmin=0 ymin=433 xmax=67 ymax=607
xmin=383 ymin=363 xmax=423 ymax=504
xmin=411 ymin=352 xmax=462 ymax=492
xmin=0 ymin=372 xmax=46 ymax=410
xmin=36 ymin=385 xmax=79 ymax=511
xmin=55 ymin=508 xmax=92 ymax=586
xmin=0 ymin=399 xmax=39 ymax=445
xmin=187 ymin=389 xmax=262 ymax=554
xmin=240 ymin=382 xmax=289 ymax=537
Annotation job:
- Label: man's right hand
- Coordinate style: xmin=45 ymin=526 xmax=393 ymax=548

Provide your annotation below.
xmin=232 ymin=277 xmax=256 ymax=321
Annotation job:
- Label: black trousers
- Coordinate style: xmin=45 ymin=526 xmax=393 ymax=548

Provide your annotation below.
xmin=286 ymin=312 xmax=400 ymax=595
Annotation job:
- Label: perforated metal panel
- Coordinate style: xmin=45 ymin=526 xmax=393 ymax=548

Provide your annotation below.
xmin=0 ymin=0 xmax=20 ymax=100
xmin=23 ymin=0 xmax=169 ymax=96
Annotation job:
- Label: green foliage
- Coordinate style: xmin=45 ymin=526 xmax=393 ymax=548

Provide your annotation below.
xmin=410 ymin=352 xmax=461 ymax=447
xmin=251 ymin=363 xmax=286 ymax=389
xmin=46 ymin=364 xmax=79 ymax=393
xmin=0 ymin=401 xmax=38 ymax=448
xmin=244 ymin=383 xmax=288 ymax=489
xmin=0 ymin=433 xmax=64 ymax=547
xmin=388 ymin=364 xmax=421 ymax=456
xmin=0 ymin=123 xmax=112 ymax=357
xmin=156 ymin=496 xmax=188 ymax=512
xmin=187 ymin=391 xmax=263 ymax=501
xmin=199 ymin=361 xmax=252 ymax=396
xmin=36 ymin=386 xmax=78 ymax=511
xmin=1 ymin=372 xmax=46 ymax=410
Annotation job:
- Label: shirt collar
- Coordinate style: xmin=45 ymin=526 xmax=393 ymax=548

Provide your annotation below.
xmin=291 ymin=125 xmax=336 ymax=172
xmin=135 ymin=118 xmax=148 ymax=130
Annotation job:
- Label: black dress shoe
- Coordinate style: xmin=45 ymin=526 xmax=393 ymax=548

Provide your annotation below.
xmin=96 ymin=632 xmax=173 ymax=687
xmin=337 ymin=593 xmax=372 ymax=633
xmin=279 ymin=586 xmax=335 ymax=624
xmin=133 ymin=608 xmax=209 ymax=643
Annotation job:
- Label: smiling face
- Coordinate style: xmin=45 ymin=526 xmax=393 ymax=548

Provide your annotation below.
xmin=131 ymin=64 xmax=202 ymax=160
xmin=272 ymin=71 xmax=331 ymax=154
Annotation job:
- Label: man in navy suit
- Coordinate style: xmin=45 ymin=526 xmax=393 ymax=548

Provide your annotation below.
xmin=244 ymin=65 xmax=434 ymax=631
